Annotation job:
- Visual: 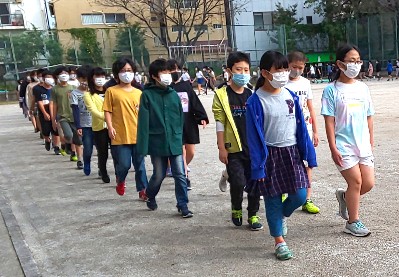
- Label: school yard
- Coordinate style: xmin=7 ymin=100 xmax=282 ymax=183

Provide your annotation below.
xmin=0 ymin=79 xmax=398 ymax=277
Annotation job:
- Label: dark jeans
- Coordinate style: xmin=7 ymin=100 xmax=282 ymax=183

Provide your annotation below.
xmin=226 ymin=153 xmax=260 ymax=217
xmin=82 ymin=127 xmax=94 ymax=165
xmin=146 ymin=155 xmax=188 ymax=209
xmin=93 ymin=129 xmax=109 ymax=175
xmin=112 ymin=144 xmax=148 ymax=191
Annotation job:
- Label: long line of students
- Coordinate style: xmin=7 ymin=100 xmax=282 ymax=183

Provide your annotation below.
xmin=21 ymin=43 xmax=375 ymax=261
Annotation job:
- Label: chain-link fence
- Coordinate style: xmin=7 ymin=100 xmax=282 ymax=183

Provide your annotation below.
xmin=347 ymin=13 xmax=399 ymax=66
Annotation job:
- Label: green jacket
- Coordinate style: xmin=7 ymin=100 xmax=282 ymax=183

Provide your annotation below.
xmin=212 ymin=85 xmax=242 ymax=153
xmin=137 ymin=84 xmax=183 ymax=156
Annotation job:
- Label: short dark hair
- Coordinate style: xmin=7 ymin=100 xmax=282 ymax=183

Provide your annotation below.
xmin=37 ymin=68 xmax=45 ymax=76
xmin=227 ymin=51 xmax=250 ymax=69
xmin=112 ymin=57 xmax=137 ymax=80
xmin=166 ymin=59 xmax=179 ymax=71
xmin=29 ymin=70 xmax=37 ymax=77
xmin=255 ymin=50 xmax=288 ymax=91
xmin=68 ymin=66 xmax=78 ymax=73
xmin=53 ymin=66 xmax=69 ymax=77
xmin=76 ymin=65 xmax=92 ymax=79
xmin=149 ymin=59 xmax=168 ymax=84
xmin=288 ymin=51 xmax=307 ymax=63
xmin=41 ymin=70 xmax=53 ymax=78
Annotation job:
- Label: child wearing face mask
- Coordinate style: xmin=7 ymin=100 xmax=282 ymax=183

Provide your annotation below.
xmin=246 ymin=51 xmax=317 ymax=260
xmin=71 ymin=65 xmax=93 ymax=171
xmin=104 ymin=58 xmax=148 ymax=201
xmin=84 ymin=67 xmax=111 ymax=183
xmin=321 ymin=44 xmax=375 ymax=237
xmin=284 ymin=51 xmax=320 ymax=214
xmin=137 ymin=58 xmax=193 ymax=218
xmin=212 ymin=51 xmax=263 ymax=231
xmin=68 ymin=66 xmax=80 ymax=87
xmin=50 ymin=66 xmax=83 ymax=167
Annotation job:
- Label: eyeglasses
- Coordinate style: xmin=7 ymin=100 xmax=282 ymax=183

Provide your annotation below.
xmin=343 ymin=60 xmax=363 ymax=65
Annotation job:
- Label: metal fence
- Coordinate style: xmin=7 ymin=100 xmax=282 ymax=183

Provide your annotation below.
xmin=2 ymin=15 xmax=397 ymax=85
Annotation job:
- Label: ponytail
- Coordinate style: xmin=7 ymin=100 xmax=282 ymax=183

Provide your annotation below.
xmin=255 ymin=76 xmax=266 ymax=91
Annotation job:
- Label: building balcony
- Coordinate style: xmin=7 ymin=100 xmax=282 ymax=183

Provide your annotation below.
xmin=0 ymin=14 xmax=24 ymax=30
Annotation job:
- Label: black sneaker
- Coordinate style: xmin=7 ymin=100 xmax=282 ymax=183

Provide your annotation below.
xmin=177 ymin=207 xmax=193 ymax=218
xmin=186 ymin=178 xmax=192 ymax=191
xmin=54 ymin=146 xmax=61 ymax=155
xmin=65 ymin=144 xmax=72 ymax=155
xmin=77 ymin=161 xmax=83 ymax=169
xmin=45 ymin=140 xmax=51 ymax=151
xmin=102 ymin=173 xmax=111 ymax=183
xmin=147 ymin=199 xmax=158 ymax=211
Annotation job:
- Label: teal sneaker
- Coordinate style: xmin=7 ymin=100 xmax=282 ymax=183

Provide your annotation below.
xmin=344 ymin=220 xmax=371 ymax=237
xmin=248 ymin=215 xmax=263 ymax=231
xmin=231 ymin=209 xmax=242 ymax=226
xmin=275 ymin=242 xmax=293 ymax=260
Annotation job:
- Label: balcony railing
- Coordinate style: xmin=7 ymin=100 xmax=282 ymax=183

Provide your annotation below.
xmin=0 ymin=14 xmax=24 ymax=29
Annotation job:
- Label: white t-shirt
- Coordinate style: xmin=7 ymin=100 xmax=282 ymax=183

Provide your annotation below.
xmin=310 ymin=66 xmax=315 ymax=75
xmin=321 ymin=81 xmax=374 ymax=157
xmin=134 ymin=73 xmax=142 ymax=84
xmin=181 ymin=72 xmax=191 ymax=82
xmin=285 ymin=76 xmax=313 ymax=128
xmin=223 ymin=70 xmax=229 ymax=80
xmin=196 ymin=71 xmax=204 ymax=79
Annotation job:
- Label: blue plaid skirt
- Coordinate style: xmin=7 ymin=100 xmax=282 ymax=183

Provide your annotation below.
xmin=260 ymin=145 xmax=309 ymax=197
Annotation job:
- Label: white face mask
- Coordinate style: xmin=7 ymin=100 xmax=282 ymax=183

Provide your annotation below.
xmin=94 ymin=77 xmax=106 ymax=87
xmin=341 ymin=62 xmax=361 ymax=79
xmin=58 ymin=74 xmax=69 ymax=82
xmin=44 ymin=78 xmax=55 ymax=87
xmin=38 ymin=77 xmax=44 ymax=83
xmin=289 ymin=69 xmax=302 ymax=79
xmin=33 ymin=76 xmax=39 ymax=82
xmin=118 ymin=72 xmax=134 ymax=84
xmin=69 ymin=74 xmax=77 ymax=80
xmin=267 ymin=71 xmax=289 ymax=88
xmin=159 ymin=73 xmax=172 ymax=86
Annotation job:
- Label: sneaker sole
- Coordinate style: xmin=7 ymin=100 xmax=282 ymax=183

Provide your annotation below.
xmin=343 ymin=228 xmax=371 ymax=237
xmin=250 ymin=226 xmax=264 ymax=231
xmin=182 ymin=213 xmax=193 ymax=218
xmin=302 ymin=206 xmax=320 ymax=214
xmin=276 ymin=253 xmax=293 ymax=260
xmin=335 ymin=189 xmax=349 ymax=220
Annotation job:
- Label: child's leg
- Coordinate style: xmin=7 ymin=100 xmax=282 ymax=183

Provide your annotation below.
xmin=244 ymin=159 xmax=260 ymax=217
xmin=340 ymin=163 xmax=374 ymax=223
xmin=146 ymin=156 xmax=168 ymax=200
xmin=226 ymin=157 xmax=245 ymax=212
xmin=264 ymin=195 xmax=284 ymax=242
xmin=170 ymin=155 xmax=189 ymax=209
xmin=114 ymin=145 xmax=133 ymax=184
xmin=306 ymin=167 xmax=312 ymax=200
xmin=132 ymin=145 xmax=148 ymax=192
xmin=184 ymin=144 xmax=195 ymax=165
xmin=283 ymin=188 xmax=307 ymax=217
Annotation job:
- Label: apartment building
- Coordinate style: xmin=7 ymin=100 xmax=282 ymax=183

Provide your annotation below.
xmin=230 ymin=0 xmax=323 ymax=65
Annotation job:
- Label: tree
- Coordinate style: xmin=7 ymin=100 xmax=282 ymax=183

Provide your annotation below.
xmin=66 ymin=28 xmax=104 ymax=65
xmin=93 ymin=0 xmax=247 ymax=64
xmin=115 ymin=24 xmax=150 ymax=68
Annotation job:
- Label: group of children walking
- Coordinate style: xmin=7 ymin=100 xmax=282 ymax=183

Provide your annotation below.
xmin=20 ymin=43 xmax=375 ymax=261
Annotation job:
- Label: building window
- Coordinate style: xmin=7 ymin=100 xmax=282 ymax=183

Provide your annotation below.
xmin=306 ymin=16 xmax=313 ymax=24
xmin=254 ymin=12 xmax=273 ymax=31
xmin=81 ymin=13 xmax=126 ymax=25
xmin=171 ymin=25 xmax=184 ymax=32
xmin=170 ymin=0 xmax=195 ymax=9
xmin=213 ymin=24 xmax=222 ymax=30
xmin=194 ymin=24 xmax=208 ymax=32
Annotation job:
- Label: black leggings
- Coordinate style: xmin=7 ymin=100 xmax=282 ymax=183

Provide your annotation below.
xmin=93 ymin=129 xmax=109 ymax=175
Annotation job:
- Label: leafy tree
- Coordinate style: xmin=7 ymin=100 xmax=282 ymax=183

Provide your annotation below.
xmin=66 ymin=28 xmax=104 ymax=65
xmin=115 ymin=24 xmax=150 ymax=68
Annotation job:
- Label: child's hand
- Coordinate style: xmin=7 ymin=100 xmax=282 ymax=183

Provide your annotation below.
xmin=201 ymin=120 xmax=207 ymax=129
xmin=313 ymin=132 xmax=319 ymax=147
xmin=331 ymin=148 xmax=343 ymax=167
xmin=108 ymin=127 xmax=116 ymax=140
xmin=219 ymin=148 xmax=228 ymax=164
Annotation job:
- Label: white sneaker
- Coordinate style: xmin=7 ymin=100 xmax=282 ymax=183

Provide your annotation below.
xmin=218 ymin=170 xmax=228 ymax=192
xmin=344 ymin=220 xmax=371 ymax=237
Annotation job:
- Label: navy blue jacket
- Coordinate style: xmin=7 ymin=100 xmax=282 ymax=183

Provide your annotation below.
xmin=246 ymin=89 xmax=317 ymax=180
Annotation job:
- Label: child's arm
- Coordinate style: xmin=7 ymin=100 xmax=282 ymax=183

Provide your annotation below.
xmin=324 ymin=115 xmax=343 ymax=167
xmin=368 ymin=116 xmax=374 ymax=148
xmin=84 ymin=93 xmax=104 ymax=120
xmin=212 ymin=94 xmax=228 ymax=164
xmin=104 ymin=111 xmax=115 ymax=140
xmin=307 ymin=99 xmax=319 ymax=147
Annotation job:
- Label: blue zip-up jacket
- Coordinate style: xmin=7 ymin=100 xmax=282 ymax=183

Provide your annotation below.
xmin=246 ymin=88 xmax=317 ymax=180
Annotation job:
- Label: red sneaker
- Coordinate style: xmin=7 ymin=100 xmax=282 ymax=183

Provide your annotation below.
xmin=116 ymin=182 xmax=125 ymax=196
xmin=139 ymin=189 xmax=148 ymax=201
